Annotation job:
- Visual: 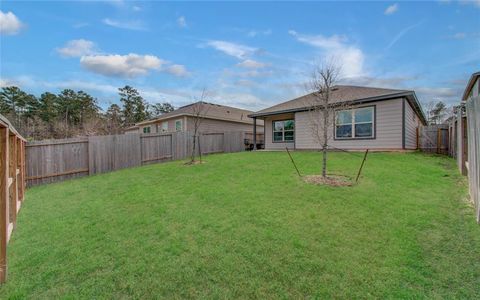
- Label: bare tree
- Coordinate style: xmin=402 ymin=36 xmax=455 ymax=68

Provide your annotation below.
xmin=189 ymin=89 xmax=210 ymax=164
xmin=305 ymin=60 xmax=350 ymax=177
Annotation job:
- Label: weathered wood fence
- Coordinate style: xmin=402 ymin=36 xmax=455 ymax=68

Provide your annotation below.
xmin=0 ymin=114 xmax=26 ymax=283
xmin=419 ymin=124 xmax=449 ymax=154
xmin=465 ymin=96 xmax=479 ymax=223
xmin=26 ymin=131 xmax=245 ymax=186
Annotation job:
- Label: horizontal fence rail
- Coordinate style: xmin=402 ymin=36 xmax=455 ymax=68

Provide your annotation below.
xmin=0 ymin=114 xmax=26 ymax=283
xmin=26 ymin=131 xmax=247 ymax=187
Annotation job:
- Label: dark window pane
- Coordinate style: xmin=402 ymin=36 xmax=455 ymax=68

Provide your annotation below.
xmin=355 ymin=123 xmax=373 ymax=137
xmin=284 ymin=131 xmax=294 ymax=141
xmin=273 ymin=121 xmax=283 ymax=131
xmin=284 ymin=120 xmax=295 ymax=130
xmin=355 ymin=107 xmax=373 ymax=123
xmin=336 ymin=125 xmax=352 ymax=138
xmin=336 ymin=110 xmax=352 ymax=125
xmin=273 ymin=131 xmax=283 ymax=141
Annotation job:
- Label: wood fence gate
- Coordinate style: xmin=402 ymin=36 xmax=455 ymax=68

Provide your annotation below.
xmin=419 ymin=125 xmax=449 ymax=154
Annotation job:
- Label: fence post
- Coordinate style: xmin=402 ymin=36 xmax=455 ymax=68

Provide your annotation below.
xmin=8 ymin=136 xmax=17 ymax=228
xmin=0 ymin=127 xmax=9 ymax=283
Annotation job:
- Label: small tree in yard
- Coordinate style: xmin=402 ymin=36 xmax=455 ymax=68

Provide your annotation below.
xmin=306 ymin=61 xmax=350 ymax=178
xmin=189 ymin=89 xmax=210 ymax=164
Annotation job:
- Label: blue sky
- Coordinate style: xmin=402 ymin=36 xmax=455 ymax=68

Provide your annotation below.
xmin=1 ymin=1 xmax=479 ymax=111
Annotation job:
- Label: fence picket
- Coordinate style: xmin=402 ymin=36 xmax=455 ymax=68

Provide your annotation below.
xmin=26 ymin=131 xmax=247 ymax=186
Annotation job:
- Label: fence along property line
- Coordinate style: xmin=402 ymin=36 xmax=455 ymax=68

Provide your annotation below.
xmin=418 ymin=124 xmax=449 ymax=154
xmin=26 ymin=131 xmax=246 ymax=187
xmin=0 ymin=114 xmax=26 ymax=283
xmin=465 ymin=96 xmax=479 ymax=223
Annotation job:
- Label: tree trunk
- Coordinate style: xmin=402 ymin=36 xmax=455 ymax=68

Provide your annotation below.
xmin=191 ymin=133 xmax=196 ymax=162
xmin=322 ymin=109 xmax=328 ymax=178
xmin=322 ymin=145 xmax=327 ymax=177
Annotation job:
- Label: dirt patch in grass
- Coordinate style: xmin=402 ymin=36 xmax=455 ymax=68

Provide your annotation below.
xmin=302 ymin=174 xmax=353 ymax=186
xmin=184 ymin=160 xmax=207 ymax=166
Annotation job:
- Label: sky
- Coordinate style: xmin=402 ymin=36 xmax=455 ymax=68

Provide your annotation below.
xmin=1 ymin=0 xmax=479 ymax=112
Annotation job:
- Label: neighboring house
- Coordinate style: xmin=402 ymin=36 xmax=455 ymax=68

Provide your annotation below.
xmin=124 ymin=101 xmax=264 ymax=135
xmin=249 ymin=85 xmax=427 ymax=151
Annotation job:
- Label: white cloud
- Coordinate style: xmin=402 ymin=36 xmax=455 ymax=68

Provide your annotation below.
xmin=205 ymin=40 xmax=257 ymax=59
xmin=452 ymin=32 xmax=467 ymax=39
xmin=384 ymin=3 xmax=399 ymax=15
xmin=247 ymin=29 xmax=272 ymax=37
xmin=386 ymin=21 xmax=423 ymax=50
xmin=460 ymin=0 xmax=480 ymax=8
xmin=288 ymin=30 xmax=365 ymax=77
xmin=80 ymin=54 xmax=166 ymax=77
xmin=0 ymin=78 xmax=18 ymax=87
xmin=56 ymin=39 xmax=97 ymax=57
xmin=165 ymin=64 xmax=190 ymax=77
xmin=103 ymin=18 xmax=147 ymax=31
xmin=177 ymin=16 xmax=187 ymax=28
xmin=0 ymin=11 xmax=24 ymax=35
xmin=132 ymin=6 xmax=142 ymax=12
xmin=237 ymin=59 xmax=267 ymax=69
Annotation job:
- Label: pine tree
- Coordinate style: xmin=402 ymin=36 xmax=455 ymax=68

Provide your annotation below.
xmin=118 ymin=85 xmax=149 ymax=126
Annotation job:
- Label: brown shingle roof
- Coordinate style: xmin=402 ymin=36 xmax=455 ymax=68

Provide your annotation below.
xmin=252 ymin=85 xmax=411 ymax=116
xmin=136 ymin=101 xmax=263 ymax=126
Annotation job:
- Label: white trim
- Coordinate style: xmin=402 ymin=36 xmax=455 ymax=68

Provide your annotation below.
xmin=335 ymin=107 xmax=375 ymax=139
xmin=175 ymin=119 xmax=183 ymax=131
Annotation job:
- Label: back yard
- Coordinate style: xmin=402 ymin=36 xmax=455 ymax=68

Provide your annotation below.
xmin=1 ymin=152 xmax=479 ymax=298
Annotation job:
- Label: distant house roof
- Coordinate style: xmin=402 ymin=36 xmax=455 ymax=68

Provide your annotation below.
xmin=462 ymin=71 xmax=480 ymax=101
xmin=249 ymin=85 xmax=427 ymax=125
xmin=135 ymin=101 xmax=264 ymax=126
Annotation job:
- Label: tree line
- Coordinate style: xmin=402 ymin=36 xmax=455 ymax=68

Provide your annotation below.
xmin=0 ymin=85 xmax=174 ymax=140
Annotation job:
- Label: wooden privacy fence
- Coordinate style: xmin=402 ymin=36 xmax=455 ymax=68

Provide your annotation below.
xmin=26 ymin=131 xmax=245 ymax=186
xmin=0 ymin=114 xmax=26 ymax=283
xmin=419 ymin=124 xmax=449 ymax=154
xmin=465 ymin=96 xmax=479 ymax=223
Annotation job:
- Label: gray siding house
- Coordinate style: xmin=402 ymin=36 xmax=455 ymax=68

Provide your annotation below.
xmin=249 ymin=85 xmax=427 ymax=151
xmin=125 ymin=101 xmax=264 ymax=135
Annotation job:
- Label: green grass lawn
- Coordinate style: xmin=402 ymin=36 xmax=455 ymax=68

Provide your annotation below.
xmin=1 ymin=151 xmax=480 ymax=298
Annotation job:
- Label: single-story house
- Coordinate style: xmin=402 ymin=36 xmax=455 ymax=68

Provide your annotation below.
xmin=125 ymin=101 xmax=264 ymax=135
xmin=248 ymin=85 xmax=427 ymax=151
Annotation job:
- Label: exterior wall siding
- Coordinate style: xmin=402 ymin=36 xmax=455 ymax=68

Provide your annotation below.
xmin=404 ymin=99 xmax=420 ymax=149
xmin=294 ymin=98 xmax=404 ymax=150
xmin=264 ymin=113 xmax=295 ymax=150
xmin=186 ymin=117 xmax=262 ymax=133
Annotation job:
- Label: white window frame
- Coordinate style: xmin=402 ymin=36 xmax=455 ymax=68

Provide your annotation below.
xmin=161 ymin=121 xmax=168 ymax=132
xmin=335 ymin=107 xmax=375 ymax=139
xmin=143 ymin=126 xmax=151 ymax=134
xmin=273 ymin=120 xmax=295 ymax=142
xmin=175 ymin=119 xmax=182 ymax=131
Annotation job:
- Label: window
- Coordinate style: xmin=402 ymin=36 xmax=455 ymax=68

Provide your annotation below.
xmin=273 ymin=120 xmax=295 ymax=142
xmin=175 ymin=120 xmax=182 ymax=131
xmin=161 ymin=121 xmax=168 ymax=132
xmin=335 ymin=107 xmax=374 ymax=139
xmin=143 ymin=126 xmax=151 ymax=134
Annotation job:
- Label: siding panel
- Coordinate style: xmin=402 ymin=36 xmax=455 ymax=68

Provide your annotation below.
xmin=264 ymin=113 xmax=295 ymax=150
xmin=404 ymin=99 xmax=420 ymax=149
xmin=294 ymin=99 xmax=404 ymax=150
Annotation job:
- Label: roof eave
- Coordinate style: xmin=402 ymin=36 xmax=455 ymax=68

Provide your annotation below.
xmin=249 ymin=91 xmax=427 ymax=125
xmin=249 ymin=91 xmax=413 ymax=117
xmin=461 ymin=71 xmax=480 ymax=101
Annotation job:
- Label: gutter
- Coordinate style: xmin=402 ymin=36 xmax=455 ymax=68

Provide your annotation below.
xmin=249 ymin=91 xmax=427 ymax=125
